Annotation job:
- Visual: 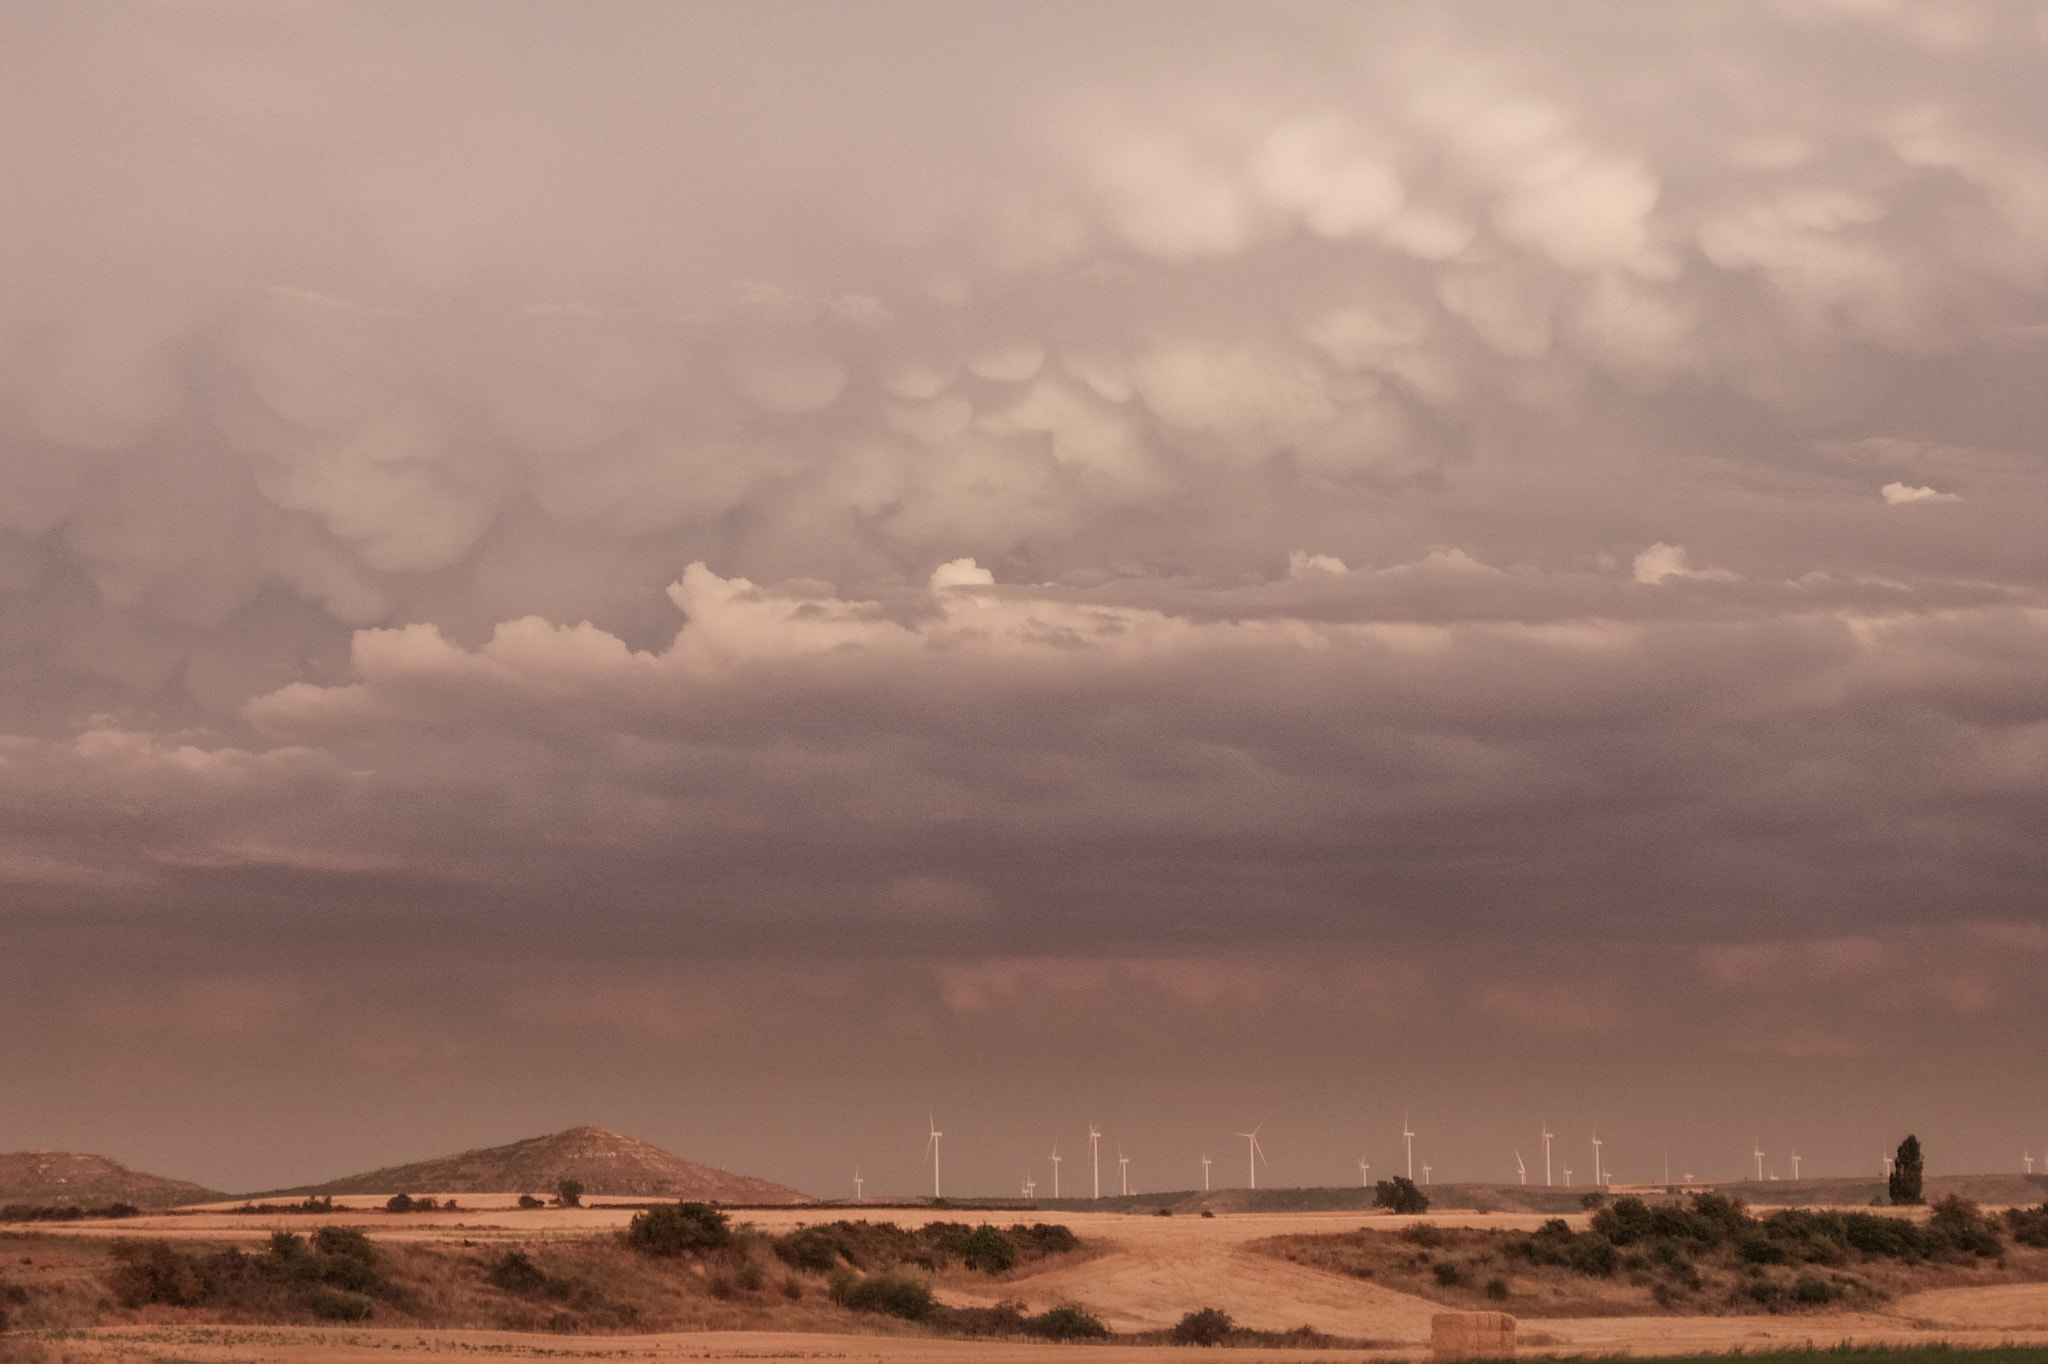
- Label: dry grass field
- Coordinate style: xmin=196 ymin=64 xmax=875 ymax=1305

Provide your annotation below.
xmin=7 ymin=1198 xmax=2048 ymax=1363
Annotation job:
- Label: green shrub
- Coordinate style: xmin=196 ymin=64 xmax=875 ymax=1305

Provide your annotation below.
xmin=626 ymin=1202 xmax=732 ymax=1256
xmin=958 ymin=1225 xmax=1016 ymax=1274
xmin=1171 ymin=1306 xmax=1234 ymax=1346
xmin=1568 ymin=1236 xmax=1620 ymax=1277
xmin=1433 ymin=1261 xmax=1463 ymax=1286
xmin=1030 ymin=1304 xmax=1109 ymax=1340
xmin=1483 ymin=1277 xmax=1509 ymax=1300
xmin=1928 ymin=1197 xmax=2001 ymax=1257
xmin=2003 ymin=1203 xmax=2048 ymax=1248
xmin=833 ymin=1272 xmax=934 ymax=1321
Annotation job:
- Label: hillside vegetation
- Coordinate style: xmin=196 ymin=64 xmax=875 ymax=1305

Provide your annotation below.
xmin=1258 ymin=1192 xmax=2048 ymax=1317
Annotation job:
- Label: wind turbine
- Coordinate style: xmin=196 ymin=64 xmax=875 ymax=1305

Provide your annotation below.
xmin=1403 ymin=1114 xmax=1416 ymax=1181
xmin=1049 ymin=1144 xmax=1062 ymax=1199
xmin=2027 ymin=1151 xmax=2035 ymax=1175
xmin=1790 ymin=1152 xmax=1801 ymax=1180
xmin=1542 ymin=1123 xmax=1554 ymax=1187
xmin=854 ymin=1169 xmax=864 ymax=1202
xmin=1753 ymin=1140 xmax=1765 ymax=1183
xmin=1023 ymin=1173 xmax=1036 ymax=1199
xmin=1118 ymin=1148 xmax=1131 ymax=1197
xmin=1591 ymin=1134 xmax=1603 ymax=1188
xmin=1089 ymin=1124 xmax=1102 ymax=1200
xmin=1515 ymin=1151 xmax=1527 ymax=1185
xmin=1201 ymin=1152 xmax=1212 ymax=1192
xmin=1237 ymin=1124 xmax=1267 ymax=1190
xmin=1883 ymin=1155 xmax=1894 ymax=1178
xmin=1359 ymin=1156 xmax=1371 ymax=1188
xmin=926 ymin=1115 xmax=943 ymax=1200
xmin=1563 ymin=1167 xmax=1572 ymax=1186
xmin=1422 ymin=1163 xmax=1432 ymax=1185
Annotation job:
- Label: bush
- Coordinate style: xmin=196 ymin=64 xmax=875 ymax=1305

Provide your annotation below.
xmin=775 ymin=1224 xmax=853 ymax=1272
xmin=1568 ymin=1236 xmax=1620 ymax=1277
xmin=1791 ymin=1274 xmax=1835 ymax=1305
xmin=1030 ymin=1304 xmax=1109 ymax=1340
xmin=1171 ymin=1306 xmax=1235 ymax=1346
xmin=486 ymin=1250 xmax=550 ymax=1296
xmin=555 ymin=1179 xmax=584 ymax=1208
xmin=626 ymin=1202 xmax=732 ymax=1256
xmin=957 ymin=1225 xmax=1016 ymax=1274
xmin=1484 ymin=1277 xmax=1509 ymax=1300
xmin=832 ymin=1272 xmax=934 ymax=1321
xmin=1579 ymin=1192 xmax=1609 ymax=1211
xmin=1928 ymin=1196 xmax=2001 ymax=1257
xmin=1373 ymin=1176 xmax=1429 ymax=1215
xmin=518 ymin=1194 xmax=544 ymax=1209
xmin=306 ymin=1287 xmax=375 ymax=1321
xmin=1433 ymin=1261 xmax=1463 ymax=1287
xmin=2004 ymin=1202 xmax=2048 ymax=1248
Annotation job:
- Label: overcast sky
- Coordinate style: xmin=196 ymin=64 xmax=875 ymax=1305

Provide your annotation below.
xmin=3 ymin=0 xmax=2047 ymax=1198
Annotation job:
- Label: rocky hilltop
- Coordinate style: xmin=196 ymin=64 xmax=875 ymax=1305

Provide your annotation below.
xmin=0 ymin=1150 xmax=224 ymax=1208
xmin=272 ymin=1125 xmax=812 ymax=1204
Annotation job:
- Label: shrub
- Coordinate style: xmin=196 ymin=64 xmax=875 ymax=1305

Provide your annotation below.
xmin=1791 ymin=1274 xmax=1834 ymax=1305
xmin=1579 ymin=1192 xmax=1609 ymax=1211
xmin=486 ymin=1250 xmax=550 ymax=1296
xmin=627 ymin=1202 xmax=732 ymax=1256
xmin=1484 ymin=1277 xmax=1509 ymax=1300
xmin=1373 ymin=1176 xmax=1429 ymax=1215
xmin=107 ymin=1241 xmax=209 ymax=1307
xmin=2004 ymin=1202 xmax=2048 ymax=1248
xmin=1030 ymin=1304 xmax=1109 ymax=1340
xmin=385 ymin=1194 xmax=415 ymax=1213
xmin=1590 ymin=1196 xmax=1655 ymax=1245
xmin=1432 ymin=1261 xmax=1463 ymax=1287
xmin=957 ymin=1225 xmax=1016 ymax=1274
xmin=833 ymin=1272 xmax=935 ymax=1321
xmin=1568 ymin=1236 xmax=1620 ymax=1277
xmin=774 ymin=1225 xmax=851 ymax=1272
xmin=1171 ymin=1306 xmax=1234 ymax=1346
xmin=306 ymin=1287 xmax=375 ymax=1321
xmin=1737 ymin=1236 xmax=1788 ymax=1265
xmin=1928 ymin=1196 xmax=2001 ymax=1257
xmin=518 ymin=1194 xmax=544 ymax=1209
xmin=555 ymin=1179 xmax=584 ymax=1208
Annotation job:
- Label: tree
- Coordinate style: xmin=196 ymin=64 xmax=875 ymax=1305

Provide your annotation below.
xmin=626 ymin=1201 xmax=732 ymax=1256
xmin=555 ymin=1178 xmax=585 ymax=1208
xmin=1889 ymin=1136 xmax=1924 ymax=1205
xmin=1374 ymin=1175 xmax=1430 ymax=1215
xmin=1171 ymin=1307 xmax=1234 ymax=1346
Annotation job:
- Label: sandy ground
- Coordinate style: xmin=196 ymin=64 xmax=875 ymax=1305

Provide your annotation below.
xmin=22 ymin=1204 xmax=2048 ymax=1359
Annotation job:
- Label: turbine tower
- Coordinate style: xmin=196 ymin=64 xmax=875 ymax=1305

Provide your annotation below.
xmin=1049 ymin=1144 xmax=1062 ymax=1199
xmin=1753 ymin=1140 xmax=1765 ymax=1183
xmin=1563 ymin=1166 xmax=1572 ymax=1186
xmin=1089 ymin=1123 xmax=1102 ymax=1200
xmin=1202 ymin=1152 xmax=1212 ymax=1191
xmin=2027 ymin=1152 xmax=2035 ymax=1175
xmin=1023 ymin=1173 xmax=1036 ymax=1199
xmin=1359 ymin=1156 xmax=1371 ymax=1188
xmin=1118 ymin=1148 xmax=1130 ymax=1197
xmin=1422 ymin=1163 xmax=1432 ymax=1185
xmin=1403 ymin=1115 xmax=1416 ymax=1181
xmin=854 ymin=1169 xmax=863 ymax=1202
xmin=1237 ymin=1123 xmax=1266 ymax=1190
xmin=926 ymin=1115 xmax=943 ymax=1200
xmin=1591 ymin=1133 xmax=1603 ymax=1188
xmin=1790 ymin=1152 xmax=1801 ymax=1180
xmin=1515 ymin=1151 xmax=1527 ymax=1185
xmin=1542 ymin=1123 xmax=1554 ymax=1187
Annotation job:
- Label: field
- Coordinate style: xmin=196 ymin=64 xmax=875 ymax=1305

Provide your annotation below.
xmin=5 ymin=1196 xmax=2048 ymax=1363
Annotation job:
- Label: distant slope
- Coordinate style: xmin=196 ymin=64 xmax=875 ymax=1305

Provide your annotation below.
xmin=0 ymin=1150 xmax=225 ymax=1208
xmin=269 ymin=1125 xmax=812 ymax=1204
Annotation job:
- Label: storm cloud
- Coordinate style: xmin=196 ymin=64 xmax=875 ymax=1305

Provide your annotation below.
xmin=2 ymin=0 xmax=2046 ymax=1195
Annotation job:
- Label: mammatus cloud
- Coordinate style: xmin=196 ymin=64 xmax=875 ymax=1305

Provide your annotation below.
xmin=2 ymin=0 xmax=2047 ymax=1189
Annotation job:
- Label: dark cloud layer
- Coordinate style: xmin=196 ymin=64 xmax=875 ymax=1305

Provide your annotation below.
xmin=2 ymin=0 xmax=2046 ymax=1196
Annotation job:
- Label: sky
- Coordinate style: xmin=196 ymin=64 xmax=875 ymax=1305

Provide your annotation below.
xmin=3 ymin=0 xmax=2047 ymax=1200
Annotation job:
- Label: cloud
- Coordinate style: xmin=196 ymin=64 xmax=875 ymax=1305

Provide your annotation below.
xmin=1881 ymin=481 xmax=1962 ymax=504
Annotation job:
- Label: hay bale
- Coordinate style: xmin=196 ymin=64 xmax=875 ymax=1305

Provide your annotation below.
xmin=1431 ymin=1310 xmax=1516 ymax=1361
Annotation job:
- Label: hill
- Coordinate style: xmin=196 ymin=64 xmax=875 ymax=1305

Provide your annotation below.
xmin=0 ymin=1150 xmax=225 ymax=1208
xmin=267 ymin=1125 xmax=812 ymax=1204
